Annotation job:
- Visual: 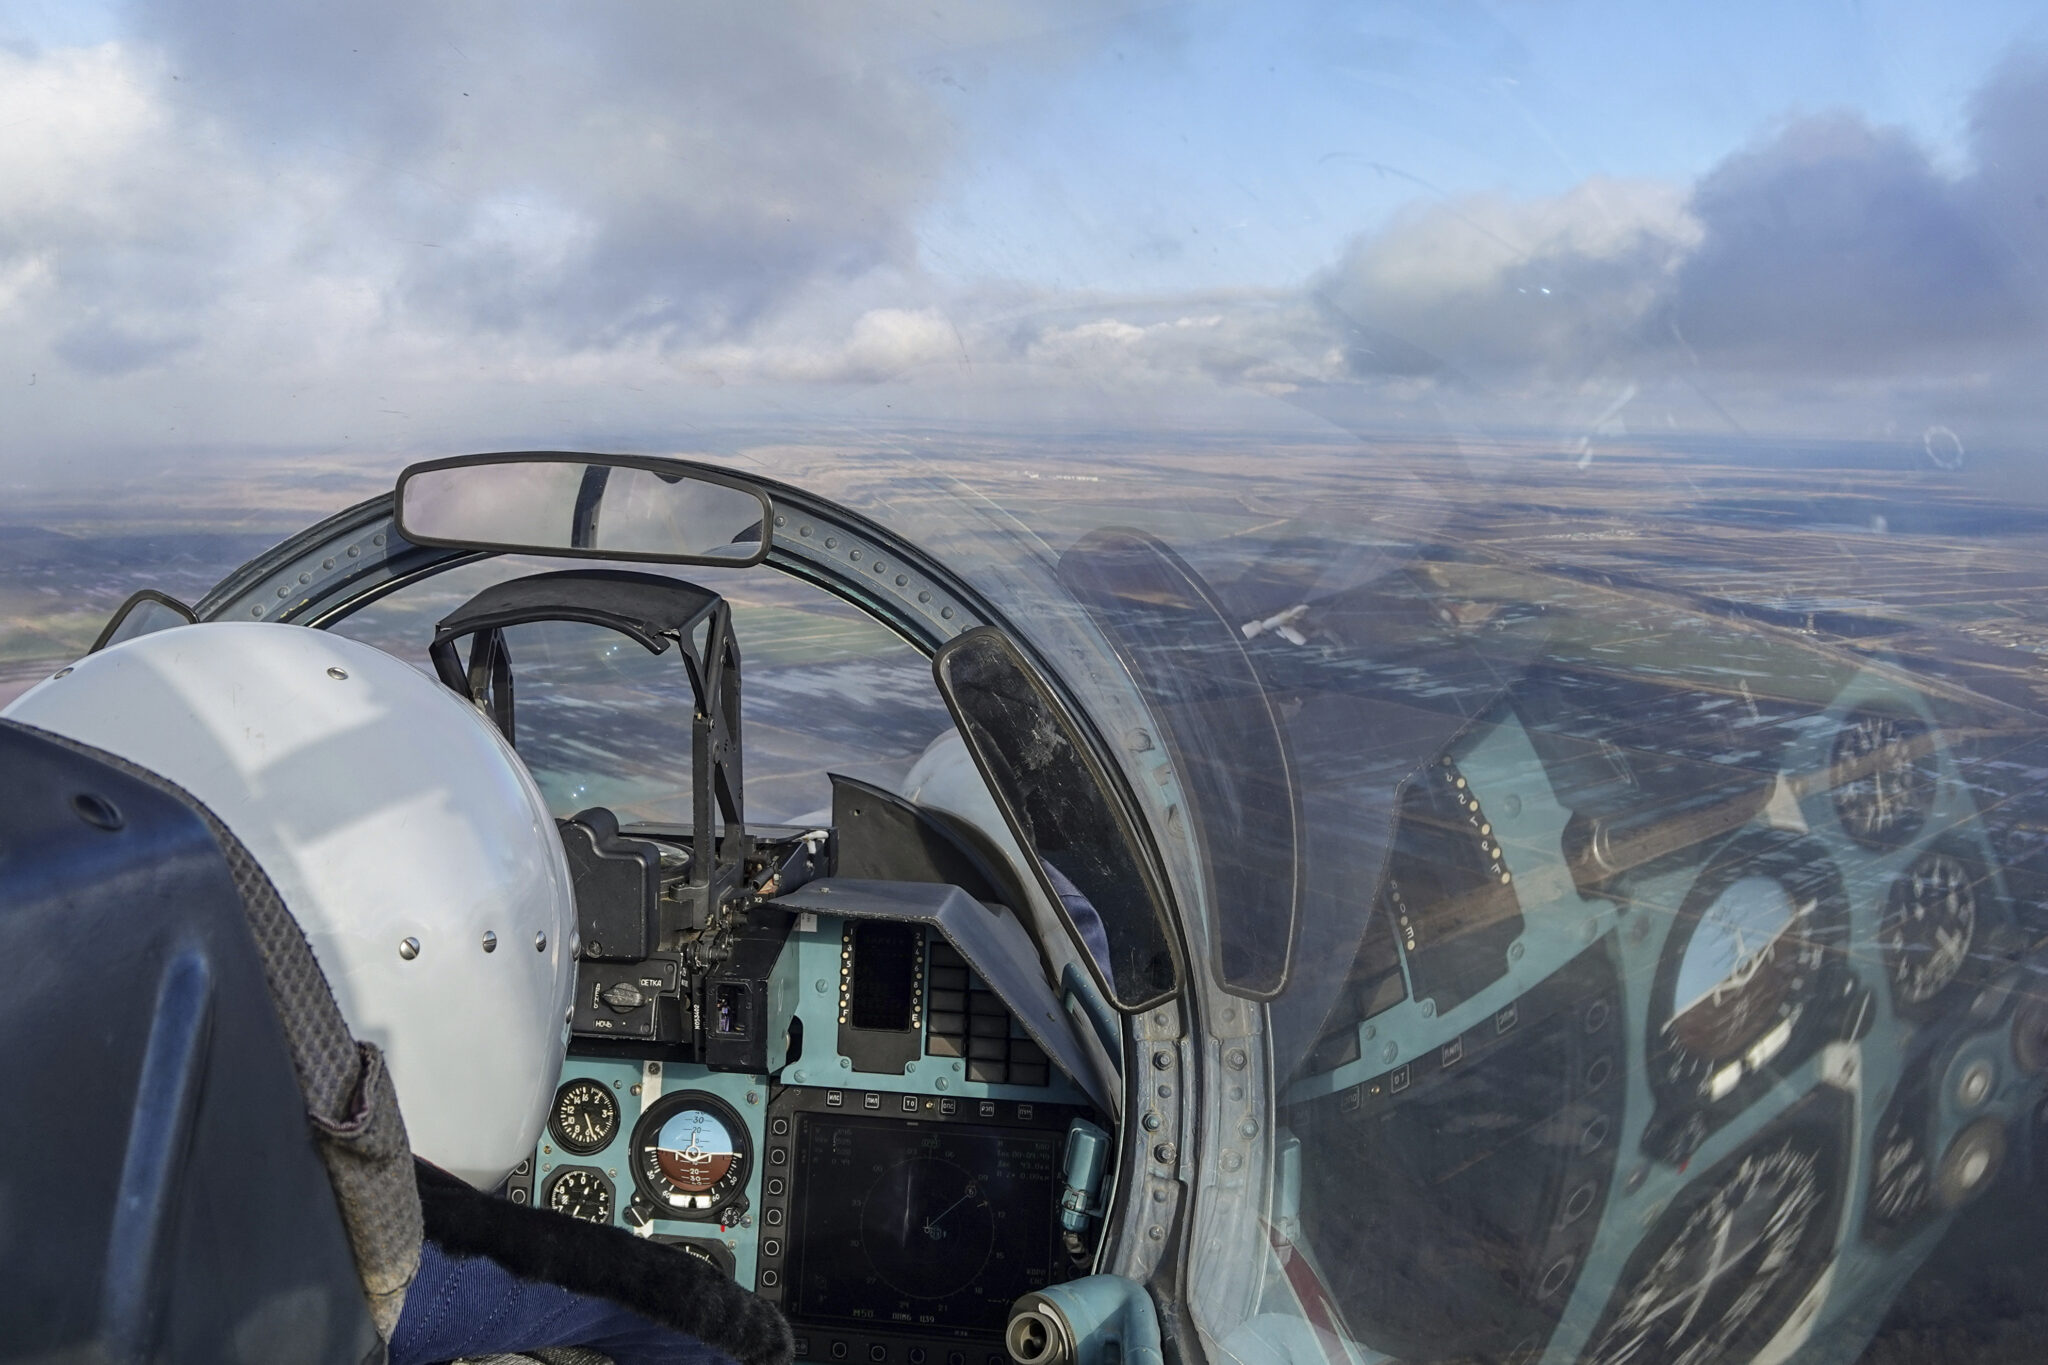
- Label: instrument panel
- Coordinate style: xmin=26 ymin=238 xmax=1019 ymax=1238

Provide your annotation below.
xmin=511 ymin=911 xmax=1101 ymax=1363
xmin=550 ymin=1078 xmax=621 ymax=1155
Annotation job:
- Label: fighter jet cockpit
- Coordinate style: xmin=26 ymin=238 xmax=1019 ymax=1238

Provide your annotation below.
xmin=361 ymin=456 xmax=1142 ymax=1344
xmin=2 ymin=453 xmax=1165 ymax=1365
xmin=8 ymin=448 xmax=2048 ymax=1365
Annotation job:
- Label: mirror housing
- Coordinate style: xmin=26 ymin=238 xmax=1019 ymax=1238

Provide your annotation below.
xmin=395 ymin=453 xmax=771 ymax=566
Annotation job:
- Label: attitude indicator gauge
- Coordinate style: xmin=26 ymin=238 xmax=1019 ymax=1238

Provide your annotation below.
xmin=543 ymin=1167 xmax=615 ymax=1224
xmin=549 ymin=1078 xmax=622 ymax=1156
xmin=631 ymin=1092 xmax=752 ymax=1221
xmin=1644 ymin=831 xmax=1848 ymax=1157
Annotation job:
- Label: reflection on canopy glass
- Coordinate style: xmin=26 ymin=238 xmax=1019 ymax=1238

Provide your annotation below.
xmin=935 ymin=626 xmax=1181 ymax=1009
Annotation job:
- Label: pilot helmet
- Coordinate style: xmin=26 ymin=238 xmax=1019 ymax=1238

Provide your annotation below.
xmin=4 ymin=622 xmax=577 ymax=1188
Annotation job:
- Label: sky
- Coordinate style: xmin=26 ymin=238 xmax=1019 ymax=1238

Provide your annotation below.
xmin=3 ymin=0 xmax=2048 ymax=482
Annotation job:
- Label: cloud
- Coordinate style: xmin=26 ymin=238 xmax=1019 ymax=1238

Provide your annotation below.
xmin=0 ymin=42 xmax=260 ymax=373
xmin=0 ymin=3 xmax=1179 ymax=465
xmin=51 ymin=317 xmax=197 ymax=376
xmin=1286 ymin=51 xmax=2048 ymax=412
xmin=693 ymin=307 xmax=963 ymax=384
xmin=998 ymin=294 xmax=1342 ymax=391
xmin=1313 ymin=177 xmax=1699 ymax=382
xmin=718 ymin=54 xmax=2048 ymax=425
xmin=112 ymin=0 xmax=1129 ymax=352
xmin=0 ymin=3 xmax=1074 ymax=380
xmin=1665 ymin=113 xmax=2035 ymax=372
xmin=6 ymin=11 xmax=2048 ymax=461
xmin=1966 ymin=49 xmax=2048 ymax=281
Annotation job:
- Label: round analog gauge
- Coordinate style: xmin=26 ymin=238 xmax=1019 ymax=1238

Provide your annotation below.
xmin=1587 ymin=1127 xmax=1836 ymax=1365
xmin=631 ymin=1092 xmax=752 ymax=1220
xmin=1881 ymin=850 xmax=1978 ymax=1008
xmin=543 ymin=1167 xmax=615 ymax=1224
xmin=1830 ymin=711 xmax=1937 ymax=850
xmin=1650 ymin=832 xmax=1846 ymax=1116
xmin=861 ymin=1156 xmax=996 ymax=1299
xmin=549 ymin=1078 xmax=622 ymax=1155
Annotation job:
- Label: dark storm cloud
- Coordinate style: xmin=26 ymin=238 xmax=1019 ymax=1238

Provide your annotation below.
xmin=1965 ymin=49 xmax=2048 ymax=296
xmin=1665 ymin=113 xmax=2035 ymax=369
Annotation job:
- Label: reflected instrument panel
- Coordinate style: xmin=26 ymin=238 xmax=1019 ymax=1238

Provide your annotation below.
xmin=1831 ymin=711 xmax=1938 ymax=851
xmin=1274 ymin=608 xmax=2042 ymax=1365
xmin=1291 ymin=946 xmax=1626 ymax=1364
xmin=1388 ymin=756 xmax=1523 ymax=1017
xmin=1880 ymin=846 xmax=1981 ymax=1012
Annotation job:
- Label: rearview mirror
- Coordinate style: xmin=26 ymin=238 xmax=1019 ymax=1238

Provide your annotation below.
xmin=395 ymin=454 xmax=771 ymax=566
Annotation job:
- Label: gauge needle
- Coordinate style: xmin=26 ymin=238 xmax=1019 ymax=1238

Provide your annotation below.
xmin=1634 ymin=1200 xmax=1774 ymax=1339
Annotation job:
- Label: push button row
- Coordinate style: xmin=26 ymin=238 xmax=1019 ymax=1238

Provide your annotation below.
xmin=797 ymin=1343 xmax=996 ymax=1365
xmin=818 ymin=1089 xmax=1038 ymax=1120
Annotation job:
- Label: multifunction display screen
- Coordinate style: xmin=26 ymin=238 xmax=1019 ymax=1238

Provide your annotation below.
xmin=786 ymin=1113 xmax=1063 ymax=1338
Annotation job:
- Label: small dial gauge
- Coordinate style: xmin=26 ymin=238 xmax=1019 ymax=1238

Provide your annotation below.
xmin=543 ymin=1167 xmax=615 ymax=1224
xmin=1831 ymin=711 xmax=1937 ymax=850
xmin=860 ymin=1156 xmax=996 ymax=1299
xmin=1587 ymin=1126 xmax=1837 ymax=1365
xmin=631 ymin=1092 xmax=752 ymax=1220
xmin=1881 ymin=850 xmax=1978 ymax=1008
xmin=1648 ymin=832 xmax=1846 ymax=1131
xmin=550 ymin=1079 xmax=622 ymax=1155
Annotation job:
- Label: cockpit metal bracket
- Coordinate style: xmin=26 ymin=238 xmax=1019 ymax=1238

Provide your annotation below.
xmin=775 ymin=878 xmax=1113 ymax=1112
xmin=428 ymin=568 xmax=751 ymax=939
xmin=1104 ymin=999 xmax=1187 ymax=1287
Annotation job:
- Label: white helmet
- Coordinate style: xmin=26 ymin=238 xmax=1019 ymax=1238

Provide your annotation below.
xmin=4 ymin=622 xmax=576 ymax=1189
